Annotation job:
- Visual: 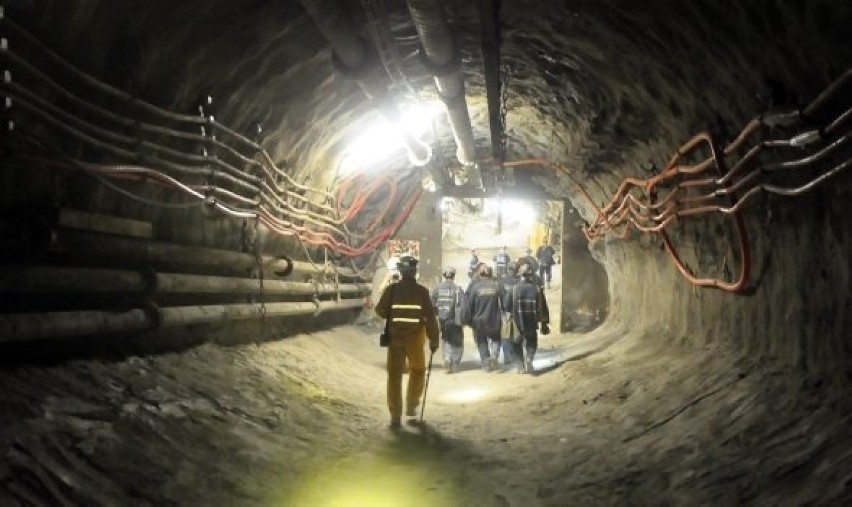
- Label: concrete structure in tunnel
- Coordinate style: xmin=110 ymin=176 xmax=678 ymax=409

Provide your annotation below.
xmin=0 ymin=0 xmax=851 ymax=505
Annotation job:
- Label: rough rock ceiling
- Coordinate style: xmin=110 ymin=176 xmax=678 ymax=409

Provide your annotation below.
xmin=1 ymin=1 xmax=852 ymax=505
xmin=2 ymin=1 xmax=849 ymax=348
xmin=10 ymin=0 xmax=850 ymax=201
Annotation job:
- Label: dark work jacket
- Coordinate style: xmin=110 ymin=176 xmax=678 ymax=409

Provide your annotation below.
xmin=431 ymin=280 xmax=464 ymax=327
xmin=519 ymin=254 xmax=539 ymax=272
xmin=506 ymin=279 xmax=548 ymax=334
xmin=536 ymin=245 xmax=555 ymax=266
xmin=500 ymin=274 xmax=521 ymax=311
xmin=468 ymin=255 xmax=479 ymax=273
xmin=466 ymin=277 xmax=503 ymax=334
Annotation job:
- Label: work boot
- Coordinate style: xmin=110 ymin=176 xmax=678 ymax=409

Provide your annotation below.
xmin=389 ymin=416 xmax=401 ymax=429
xmin=524 ymin=359 xmax=534 ymax=373
xmin=489 ymin=357 xmax=499 ymax=372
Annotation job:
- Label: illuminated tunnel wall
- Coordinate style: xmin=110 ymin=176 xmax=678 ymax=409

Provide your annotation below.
xmin=0 ymin=0 xmax=851 ymax=503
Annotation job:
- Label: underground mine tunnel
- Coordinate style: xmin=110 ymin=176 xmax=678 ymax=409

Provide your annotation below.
xmin=0 ymin=0 xmax=851 ymax=505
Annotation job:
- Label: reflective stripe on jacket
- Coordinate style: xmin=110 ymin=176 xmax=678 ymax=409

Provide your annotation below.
xmin=513 ymin=281 xmax=540 ymax=333
xmin=375 ymin=277 xmax=439 ymax=349
xmin=431 ymin=281 xmax=462 ymax=325
xmin=493 ymin=252 xmax=510 ymax=268
xmin=506 ymin=280 xmax=547 ymax=334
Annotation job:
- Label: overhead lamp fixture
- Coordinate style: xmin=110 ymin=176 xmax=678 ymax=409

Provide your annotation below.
xmin=484 ymin=198 xmax=536 ymax=226
xmin=337 ymin=101 xmax=442 ymax=176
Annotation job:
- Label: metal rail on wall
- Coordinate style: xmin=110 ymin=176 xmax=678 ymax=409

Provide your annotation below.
xmin=0 ymin=222 xmax=373 ymax=344
xmin=0 ymin=9 xmax=423 ymax=344
xmin=0 ymin=13 xmax=421 ymax=259
xmin=0 ymin=299 xmax=366 ymax=343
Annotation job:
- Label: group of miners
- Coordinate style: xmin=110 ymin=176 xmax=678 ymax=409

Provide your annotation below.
xmin=375 ymin=245 xmax=557 ymax=427
xmin=445 ymin=246 xmax=555 ymax=374
xmin=374 ymin=245 xmax=558 ymax=427
xmin=468 ymin=244 xmax=558 ymax=289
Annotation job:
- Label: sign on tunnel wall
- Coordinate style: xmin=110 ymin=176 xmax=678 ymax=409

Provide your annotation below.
xmin=386 ymin=239 xmax=421 ymax=262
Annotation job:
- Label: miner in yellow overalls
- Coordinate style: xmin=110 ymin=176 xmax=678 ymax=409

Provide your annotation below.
xmin=374 ymin=255 xmax=439 ymax=428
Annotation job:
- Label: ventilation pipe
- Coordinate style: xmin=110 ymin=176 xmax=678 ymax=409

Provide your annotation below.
xmin=0 ymin=299 xmax=366 ymax=343
xmin=405 ymin=0 xmax=476 ymax=167
xmin=299 ymin=0 xmax=431 ymax=166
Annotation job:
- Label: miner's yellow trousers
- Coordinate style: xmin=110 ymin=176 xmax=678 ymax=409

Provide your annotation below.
xmin=386 ymin=329 xmax=426 ymax=419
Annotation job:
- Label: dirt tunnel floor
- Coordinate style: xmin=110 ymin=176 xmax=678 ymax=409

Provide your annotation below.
xmin=1 ymin=319 xmax=851 ymax=506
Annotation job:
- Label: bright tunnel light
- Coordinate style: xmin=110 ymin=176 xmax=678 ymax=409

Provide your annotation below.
xmin=399 ymin=101 xmax=443 ymax=136
xmin=502 ymin=199 xmax=537 ymax=227
xmin=339 ymin=117 xmax=400 ymax=173
xmin=485 ymin=199 xmax=537 ymax=227
xmin=338 ymin=101 xmax=443 ymax=176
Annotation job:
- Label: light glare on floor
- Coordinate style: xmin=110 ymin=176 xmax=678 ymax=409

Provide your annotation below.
xmin=441 ymin=387 xmax=488 ymax=404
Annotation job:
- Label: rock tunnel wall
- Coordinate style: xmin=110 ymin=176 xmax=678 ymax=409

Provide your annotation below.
xmin=0 ymin=1 xmax=851 ymax=504
xmin=491 ymin=1 xmax=852 ymax=381
xmin=600 ymin=186 xmax=851 ymax=380
xmin=1 ymin=0 xmax=850 ymax=369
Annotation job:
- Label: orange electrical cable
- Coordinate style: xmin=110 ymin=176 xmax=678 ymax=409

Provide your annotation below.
xmin=656 ymin=131 xmax=751 ymax=292
xmin=501 ymin=136 xmax=751 ymax=292
xmin=659 ymin=212 xmax=750 ymax=291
